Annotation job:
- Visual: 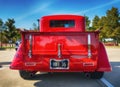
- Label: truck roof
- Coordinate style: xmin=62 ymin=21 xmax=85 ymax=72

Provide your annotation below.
xmin=41 ymin=15 xmax=84 ymax=20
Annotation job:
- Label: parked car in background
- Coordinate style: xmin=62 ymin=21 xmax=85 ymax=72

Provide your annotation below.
xmin=15 ymin=40 xmax=21 ymax=51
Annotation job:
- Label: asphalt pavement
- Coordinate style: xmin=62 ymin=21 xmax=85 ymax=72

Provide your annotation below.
xmin=0 ymin=48 xmax=120 ymax=87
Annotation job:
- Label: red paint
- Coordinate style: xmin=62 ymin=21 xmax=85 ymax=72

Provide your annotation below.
xmin=40 ymin=15 xmax=85 ymax=32
xmin=10 ymin=15 xmax=111 ymax=73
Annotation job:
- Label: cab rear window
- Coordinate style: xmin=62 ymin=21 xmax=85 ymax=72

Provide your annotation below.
xmin=50 ymin=20 xmax=75 ymax=28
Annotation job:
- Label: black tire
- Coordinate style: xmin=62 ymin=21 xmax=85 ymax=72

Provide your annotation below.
xmin=48 ymin=72 xmax=54 ymax=74
xmin=90 ymin=71 xmax=104 ymax=79
xmin=19 ymin=70 xmax=36 ymax=80
xmin=15 ymin=48 xmax=17 ymax=51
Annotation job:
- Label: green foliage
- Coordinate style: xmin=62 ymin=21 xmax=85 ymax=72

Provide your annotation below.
xmin=92 ymin=15 xmax=100 ymax=30
xmin=85 ymin=16 xmax=91 ymax=31
xmin=106 ymin=7 xmax=119 ymax=28
xmin=112 ymin=27 xmax=120 ymax=43
xmin=103 ymin=7 xmax=120 ymax=44
xmin=0 ymin=19 xmax=5 ymax=44
xmin=3 ymin=19 xmax=20 ymax=43
xmin=0 ymin=19 xmax=3 ymax=26
xmin=91 ymin=7 xmax=120 ymax=44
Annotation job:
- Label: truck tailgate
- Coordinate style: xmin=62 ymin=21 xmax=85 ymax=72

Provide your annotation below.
xmin=22 ymin=32 xmax=99 ymax=56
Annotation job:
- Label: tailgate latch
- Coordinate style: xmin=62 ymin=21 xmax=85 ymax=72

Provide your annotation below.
xmin=58 ymin=43 xmax=62 ymax=58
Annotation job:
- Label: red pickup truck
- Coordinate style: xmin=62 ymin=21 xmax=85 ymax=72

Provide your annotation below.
xmin=10 ymin=15 xmax=111 ymax=79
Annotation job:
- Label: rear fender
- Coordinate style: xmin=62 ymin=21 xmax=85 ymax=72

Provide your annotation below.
xmin=97 ymin=42 xmax=112 ymax=72
xmin=10 ymin=44 xmax=24 ymax=70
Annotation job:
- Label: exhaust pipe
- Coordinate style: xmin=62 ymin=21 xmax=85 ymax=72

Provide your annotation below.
xmin=85 ymin=72 xmax=91 ymax=78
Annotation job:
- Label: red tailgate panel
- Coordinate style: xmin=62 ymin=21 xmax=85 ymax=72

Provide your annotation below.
xmin=32 ymin=34 xmax=88 ymax=55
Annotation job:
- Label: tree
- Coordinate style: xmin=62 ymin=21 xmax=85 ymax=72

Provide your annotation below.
xmin=4 ymin=18 xmax=20 ymax=43
xmin=0 ymin=19 xmax=4 ymax=47
xmin=98 ymin=16 xmax=108 ymax=41
xmin=0 ymin=19 xmax=3 ymax=26
xmin=106 ymin=7 xmax=119 ymax=28
xmin=105 ymin=7 xmax=120 ymax=45
xmin=92 ymin=15 xmax=100 ymax=30
xmin=92 ymin=7 xmax=120 ymax=44
xmin=85 ymin=16 xmax=91 ymax=31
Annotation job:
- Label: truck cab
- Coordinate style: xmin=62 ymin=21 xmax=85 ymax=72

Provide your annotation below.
xmin=10 ymin=15 xmax=111 ymax=80
xmin=40 ymin=15 xmax=85 ymax=32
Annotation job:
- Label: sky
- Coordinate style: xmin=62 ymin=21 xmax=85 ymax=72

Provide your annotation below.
xmin=0 ymin=0 xmax=120 ymax=29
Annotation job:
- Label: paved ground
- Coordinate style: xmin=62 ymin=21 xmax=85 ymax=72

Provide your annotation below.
xmin=104 ymin=48 xmax=120 ymax=87
xmin=0 ymin=48 xmax=120 ymax=87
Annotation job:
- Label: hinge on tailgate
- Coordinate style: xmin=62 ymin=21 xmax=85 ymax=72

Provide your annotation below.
xmin=88 ymin=34 xmax=92 ymax=58
xmin=28 ymin=34 xmax=32 ymax=58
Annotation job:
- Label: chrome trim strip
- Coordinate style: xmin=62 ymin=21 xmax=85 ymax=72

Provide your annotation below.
xmin=28 ymin=34 xmax=32 ymax=58
xmin=88 ymin=34 xmax=91 ymax=58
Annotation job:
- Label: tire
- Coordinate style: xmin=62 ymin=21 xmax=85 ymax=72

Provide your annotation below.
xmin=19 ymin=70 xmax=36 ymax=80
xmin=48 ymin=72 xmax=54 ymax=74
xmin=90 ymin=71 xmax=104 ymax=79
xmin=15 ymin=48 xmax=17 ymax=51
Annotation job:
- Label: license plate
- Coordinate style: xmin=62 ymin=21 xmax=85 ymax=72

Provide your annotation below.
xmin=50 ymin=59 xmax=69 ymax=69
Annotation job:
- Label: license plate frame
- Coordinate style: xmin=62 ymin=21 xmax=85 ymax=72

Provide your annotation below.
xmin=50 ymin=59 xmax=69 ymax=69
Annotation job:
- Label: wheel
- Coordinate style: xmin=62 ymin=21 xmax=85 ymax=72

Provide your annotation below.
xmin=19 ymin=70 xmax=36 ymax=80
xmin=90 ymin=72 xmax=104 ymax=79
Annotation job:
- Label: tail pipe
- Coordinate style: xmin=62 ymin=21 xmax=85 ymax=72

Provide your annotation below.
xmin=85 ymin=72 xmax=91 ymax=78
